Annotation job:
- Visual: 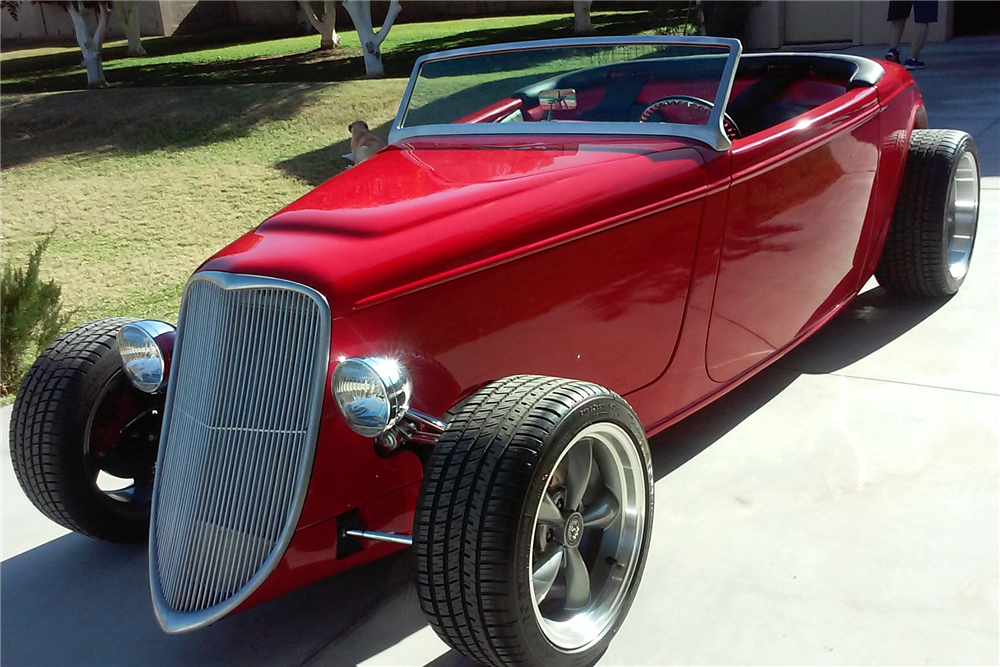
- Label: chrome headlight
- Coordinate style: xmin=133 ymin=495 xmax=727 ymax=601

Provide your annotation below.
xmin=117 ymin=320 xmax=175 ymax=393
xmin=332 ymin=357 xmax=412 ymax=438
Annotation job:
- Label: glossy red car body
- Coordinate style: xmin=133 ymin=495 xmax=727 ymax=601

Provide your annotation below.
xmin=197 ymin=58 xmax=926 ymax=613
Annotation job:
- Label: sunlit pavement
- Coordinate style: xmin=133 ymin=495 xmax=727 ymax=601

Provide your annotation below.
xmin=2 ymin=35 xmax=997 ymax=667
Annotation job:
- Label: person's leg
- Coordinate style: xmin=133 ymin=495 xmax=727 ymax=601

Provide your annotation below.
xmin=906 ymin=0 xmax=937 ymax=67
xmin=909 ymin=21 xmax=929 ymax=60
xmin=889 ymin=18 xmax=906 ymax=50
xmin=885 ymin=1 xmax=912 ymax=62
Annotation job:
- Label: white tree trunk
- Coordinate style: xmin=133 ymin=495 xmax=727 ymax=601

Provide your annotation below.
xmin=67 ymin=1 xmax=110 ymax=88
xmin=343 ymin=0 xmax=402 ymax=78
xmin=573 ymin=0 xmax=594 ymax=34
xmin=116 ymin=0 xmax=146 ymax=56
xmin=299 ymin=0 xmax=340 ymax=49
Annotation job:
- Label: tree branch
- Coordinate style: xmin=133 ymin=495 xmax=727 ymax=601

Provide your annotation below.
xmin=66 ymin=1 xmax=91 ymax=52
xmin=323 ymin=0 xmax=336 ymax=31
xmin=342 ymin=0 xmax=363 ymax=34
xmin=93 ymin=1 xmax=110 ymax=49
xmin=298 ymin=0 xmax=324 ymax=34
xmin=373 ymin=0 xmax=401 ymax=49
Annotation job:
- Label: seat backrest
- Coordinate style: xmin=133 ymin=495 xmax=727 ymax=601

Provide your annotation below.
xmin=726 ymin=53 xmax=884 ymax=136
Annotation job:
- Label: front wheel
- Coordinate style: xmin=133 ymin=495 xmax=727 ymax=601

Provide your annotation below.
xmin=10 ymin=318 xmax=163 ymax=542
xmin=413 ymin=376 xmax=654 ymax=667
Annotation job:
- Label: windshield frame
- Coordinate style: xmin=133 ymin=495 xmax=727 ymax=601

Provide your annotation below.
xmin=389 ymin=35 xmax=743 ymax=152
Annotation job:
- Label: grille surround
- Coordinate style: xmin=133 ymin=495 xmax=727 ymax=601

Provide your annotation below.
xmin=149 ymin=271 xmax=330 ymax=633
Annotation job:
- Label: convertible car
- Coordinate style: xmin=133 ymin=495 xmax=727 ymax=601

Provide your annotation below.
xmin=10 ymin=36 xmax=981 ymax=667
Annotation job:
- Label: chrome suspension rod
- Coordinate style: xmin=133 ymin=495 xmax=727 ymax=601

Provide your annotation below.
xmin=344 ymin=529 xmax=413 ymax=546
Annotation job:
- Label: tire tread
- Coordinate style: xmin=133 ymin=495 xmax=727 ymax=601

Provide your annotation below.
xmin=413 ymin=375 xmax=619 ymax=667
xmin=876 ymin=129 xmax=978 ymax=297
xmin=9 ymin=317 xmax=142 ymax=541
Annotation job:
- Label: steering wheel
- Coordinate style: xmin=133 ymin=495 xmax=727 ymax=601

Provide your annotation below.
xmin=639 ymin=95 xmax=741 ymax=141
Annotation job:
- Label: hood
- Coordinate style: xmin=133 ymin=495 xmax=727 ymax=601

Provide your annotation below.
xmin=201 ymin=135 xmax=710 ymax=317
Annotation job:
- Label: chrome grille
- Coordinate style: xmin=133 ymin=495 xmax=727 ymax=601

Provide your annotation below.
xmin=150 ymin=271 xmax=329 ymax=633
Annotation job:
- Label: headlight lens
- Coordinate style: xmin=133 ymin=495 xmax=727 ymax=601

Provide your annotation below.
xmin=332 ymin=357 xmax=412 ymax=438
xmin=117 ymin=321 xmax=174 ymax=393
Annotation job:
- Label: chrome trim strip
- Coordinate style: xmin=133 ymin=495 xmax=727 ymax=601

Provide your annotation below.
xmin=123 ymin=319 xmax=175 ymax=339
xmin=344 ymin=529 xmax=413 ymax=546
xmin=389 ymin=36 xmax=742 ymax=152
xmin=149 ymin=270 xmax=331 ymax=634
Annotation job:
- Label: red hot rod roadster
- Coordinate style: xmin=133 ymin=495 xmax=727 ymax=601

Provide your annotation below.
xmin=10 ymin=36 xmax=981 ymax=667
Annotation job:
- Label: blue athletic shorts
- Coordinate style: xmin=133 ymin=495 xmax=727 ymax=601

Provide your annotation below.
xmin=887 ymin=0 xmax=939 ymax=24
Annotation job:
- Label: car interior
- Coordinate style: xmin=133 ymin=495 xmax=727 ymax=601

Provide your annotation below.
xmin=501 ymin=53 xmax=885 ymax=142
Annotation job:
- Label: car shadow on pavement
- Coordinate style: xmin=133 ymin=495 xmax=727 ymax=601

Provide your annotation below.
xmin=0 ymin=288 xmax=945 ymax=667
xmin=0 ymin=534 xmax=421 ymax=667
xmin=649 ymin=285 xmax=947 ymax=481
xmin=404 ymin=286 xmax=949 ymax=666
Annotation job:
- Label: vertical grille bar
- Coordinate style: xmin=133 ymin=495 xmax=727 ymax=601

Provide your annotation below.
xmin=149 ymin=272 xmax=330 ymax=633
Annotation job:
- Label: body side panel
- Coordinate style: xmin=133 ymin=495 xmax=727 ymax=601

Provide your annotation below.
xmin=705 ymin=86 xmax=881 ymax=382
xmin=627 ymin=64 xmax=922 ymax=436
xmin=622 ymin=171 xmax=731 ymax=428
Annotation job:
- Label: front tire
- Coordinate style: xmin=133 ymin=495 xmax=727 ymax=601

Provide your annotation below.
xmin=413 ymin=376 xmax=654 ymax=667
xmin=876 ymin=129 xmax=980 ymax=297
xmin=10 ymin=318 xmax=163 ymax=543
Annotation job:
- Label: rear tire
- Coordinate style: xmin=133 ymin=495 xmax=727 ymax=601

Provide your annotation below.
xmin=876 ymin=129 xmax=980 ymax=297
xmin=413 ymin=376 xmax=654 ymax=667
xmin=10 ymin=318 xmax=162 ymax=543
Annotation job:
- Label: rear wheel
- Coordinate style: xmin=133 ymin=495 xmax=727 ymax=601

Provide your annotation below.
xmin=413 ymin=376 xmax=654 ymax=667
xmin=10 ymin=318 xmax=163 ymax=542
xmin=876 ymin=129 xmax=980 ymax=297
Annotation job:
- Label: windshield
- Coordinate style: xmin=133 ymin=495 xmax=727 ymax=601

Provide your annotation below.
xmin=392 ymin=37 xmax=741 ymax=150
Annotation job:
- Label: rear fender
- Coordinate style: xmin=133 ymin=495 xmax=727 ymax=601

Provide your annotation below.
xmin=859 ymin=85 xmax=925 ymax=283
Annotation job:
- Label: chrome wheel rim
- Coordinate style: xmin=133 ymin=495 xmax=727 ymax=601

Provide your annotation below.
xmin=946 ymin=151 xmax=979 ymax=280
xmin=528 ymin=422 xmax=646 ymax=650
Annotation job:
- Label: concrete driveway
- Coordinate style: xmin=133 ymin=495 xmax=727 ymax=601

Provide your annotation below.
xmin=2 ymin=35 xmax=997 ymax=667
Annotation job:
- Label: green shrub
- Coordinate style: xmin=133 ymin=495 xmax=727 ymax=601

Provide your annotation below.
xmin=1 ymin=236 xmax=71 ymax=395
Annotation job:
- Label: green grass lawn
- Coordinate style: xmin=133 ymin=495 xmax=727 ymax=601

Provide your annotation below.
xmin=1 ymin=78 xmax=406 ymax=328
xmin=0 ymin=10 xmax=677 ymax=394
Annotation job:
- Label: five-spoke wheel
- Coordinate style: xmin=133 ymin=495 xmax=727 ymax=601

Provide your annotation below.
xmin=415 ymin=376 xmax=653 ymax=667
xmin=529 ymin=422 xmax=646 ymax=650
